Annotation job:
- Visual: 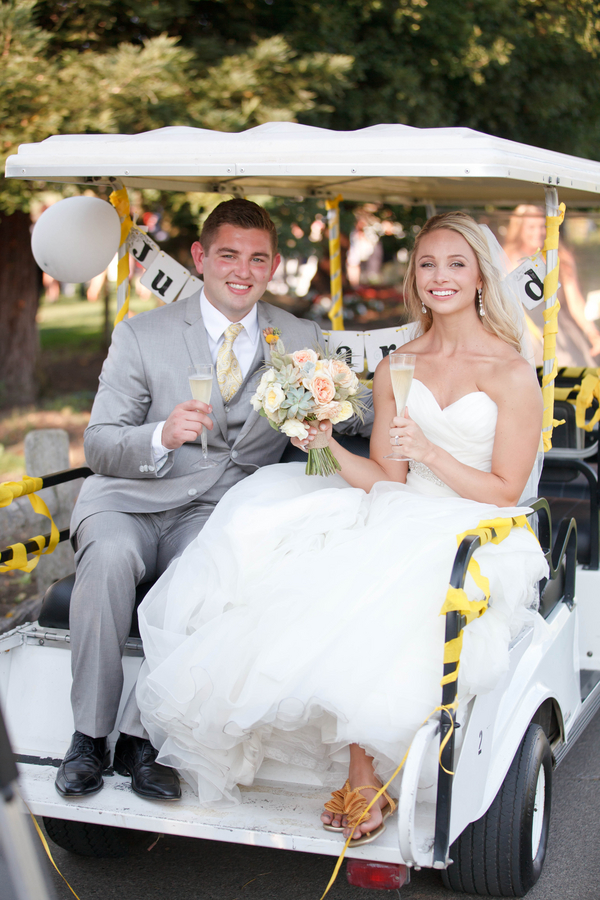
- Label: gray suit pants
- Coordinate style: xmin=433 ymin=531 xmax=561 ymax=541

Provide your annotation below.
xmin=70 ymin=503 xmax=214 ymax=739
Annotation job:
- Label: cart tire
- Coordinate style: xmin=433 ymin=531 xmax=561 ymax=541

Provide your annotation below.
xmin=441 ymin=724 xmax=552 ymax=897
xmin=43 ymin=817 xmax=144 ymax=858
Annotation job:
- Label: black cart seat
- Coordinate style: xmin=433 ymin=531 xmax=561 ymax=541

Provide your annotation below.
xmin=38 ymin=574 xmax=154 ymax=639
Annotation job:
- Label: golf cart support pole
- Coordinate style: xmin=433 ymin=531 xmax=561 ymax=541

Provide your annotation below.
xmin=432 ymin=533 xmax=482 ymax=868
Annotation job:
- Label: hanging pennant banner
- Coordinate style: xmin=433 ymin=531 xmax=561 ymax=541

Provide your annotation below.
xmin=127 ymin=227 xmax=159 ymax=269
xmin=504 ymin=253 xmax=554 ymax=310
xmin=139 ymin=252 xmax=192 ymax=304
xmin=176 ymin=275 xmax=203 ymax=300
xmin=322 ymin=330 xmax=365 ymax=372
xmin=364 ymin=323 xmax=419 ymax=372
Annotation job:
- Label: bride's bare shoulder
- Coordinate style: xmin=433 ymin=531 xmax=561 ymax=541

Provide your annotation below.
xmin=481 ymin=343 xmax=541 ymax=408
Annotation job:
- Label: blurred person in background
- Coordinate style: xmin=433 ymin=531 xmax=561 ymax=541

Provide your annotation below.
xmin=503 ymin=204 xmax=600 ymax=367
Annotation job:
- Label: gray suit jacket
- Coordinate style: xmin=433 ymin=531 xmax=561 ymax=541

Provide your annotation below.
xmin=71 ymin=293 xmax=372 ymax=533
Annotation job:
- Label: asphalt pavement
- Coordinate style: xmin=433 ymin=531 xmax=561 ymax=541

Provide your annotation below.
xmin=17 ymin=710 xmax=600 ymax=899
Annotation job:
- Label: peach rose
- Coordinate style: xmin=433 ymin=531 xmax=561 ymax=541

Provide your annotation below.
xmin=292 ymin=348 xmax=318 ymax=368
xmin=314 ymin=400 xmax=342 ymax=421
xmin=328 ymin=358 xmax=355 ymax=388
xmin=306 ymin=374 xmax=336 ymax=406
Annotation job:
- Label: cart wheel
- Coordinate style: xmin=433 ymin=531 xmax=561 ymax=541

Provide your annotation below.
xmin=43 ymin=817 xmax=147 ymax=858
xmin=441 ymin=723 xmax=552 ymax=897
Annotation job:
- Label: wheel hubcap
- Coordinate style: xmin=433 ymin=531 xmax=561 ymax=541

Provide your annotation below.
xmin=531 ymin=765 xmax=546 ymax=858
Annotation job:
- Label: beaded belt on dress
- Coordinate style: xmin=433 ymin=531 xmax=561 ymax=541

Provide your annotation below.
xmin=408 ymin=460 xmax=446 ymax=488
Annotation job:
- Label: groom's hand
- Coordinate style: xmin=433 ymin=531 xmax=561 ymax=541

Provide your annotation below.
xmin=162 ymin=400 xmax=213 ymax=450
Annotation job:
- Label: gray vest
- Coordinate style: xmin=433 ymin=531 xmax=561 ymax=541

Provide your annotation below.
xmin=201 ymin=342 xmax=266 ymax=503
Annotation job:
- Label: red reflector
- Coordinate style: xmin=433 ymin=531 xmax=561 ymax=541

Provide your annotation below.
xmin=346 ymin=859 xmax=408 ymax=890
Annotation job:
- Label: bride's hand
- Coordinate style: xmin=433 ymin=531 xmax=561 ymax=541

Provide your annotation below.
xmin=290 ymin=420 xmax=332 ymax=452
xmin=390 ymin=409 xmax=432 ymax=462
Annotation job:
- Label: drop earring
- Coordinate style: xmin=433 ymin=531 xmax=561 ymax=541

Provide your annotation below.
xmin=478 ymin=287 xmax=485 ymax=317
xmin=421 ymin=302 xmax=427 ymax=314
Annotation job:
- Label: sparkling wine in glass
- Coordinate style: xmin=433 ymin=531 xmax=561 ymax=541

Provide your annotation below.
xmin=384 ymin=352 xmax=416 ymax=462
xmin=188 ymin=364 xmax=218 ymax=469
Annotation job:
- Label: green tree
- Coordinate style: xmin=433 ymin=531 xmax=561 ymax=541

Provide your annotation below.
xmin=0 ymin=0 xmax=351 ymax=403
xmin=4 ymin=0 xmax=600 ymax=404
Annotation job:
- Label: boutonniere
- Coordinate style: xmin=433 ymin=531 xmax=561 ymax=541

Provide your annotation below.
xmin=262 ymin=327 xmax=281 ymax=345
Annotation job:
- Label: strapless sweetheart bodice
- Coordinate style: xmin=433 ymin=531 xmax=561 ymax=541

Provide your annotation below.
xmin=405 ymin=379 xmax=498 ymax=498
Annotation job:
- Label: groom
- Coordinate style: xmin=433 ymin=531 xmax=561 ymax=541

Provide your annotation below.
xmin=56 ymin=198 xmax=373 ymax=801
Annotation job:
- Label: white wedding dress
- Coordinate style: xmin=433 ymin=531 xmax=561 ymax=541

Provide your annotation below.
xmin=136 ymin=379 xmax=548 ymax=806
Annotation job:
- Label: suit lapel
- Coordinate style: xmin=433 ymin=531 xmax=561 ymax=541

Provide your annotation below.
xmin=182 ymin=294 xmax=228 ymax=441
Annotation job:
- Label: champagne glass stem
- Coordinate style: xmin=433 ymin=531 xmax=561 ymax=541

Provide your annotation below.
xmin=201 ymin=425 xmax=208 ymax=461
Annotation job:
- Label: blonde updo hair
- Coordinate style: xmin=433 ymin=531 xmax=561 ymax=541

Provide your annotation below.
xmin=403 ymin=211 xmax=522 ymax=354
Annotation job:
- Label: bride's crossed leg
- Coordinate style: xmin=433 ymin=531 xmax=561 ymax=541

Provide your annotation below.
xmin=321 ymin=744 xmax=393 ymax=840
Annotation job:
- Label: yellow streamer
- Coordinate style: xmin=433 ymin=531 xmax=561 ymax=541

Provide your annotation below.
xmin=109 ymin=187 xmax=133 ymax=326
xmin=541 ymin=203 xmax=566 ymax=452
xmin=325 ymin=195 xmax=344 ymax=331
xmin=319 ymin=700 xmax=458 ymax=900
xmin=575 ymin=370 xmax=600 ymax=431
xmin=438 ymin=516 xmax=536 ymax=687
xmin=28 ymin=809 xmax=82 ymax=900
xmin=0 ymin=477 xmax=60 ymax=572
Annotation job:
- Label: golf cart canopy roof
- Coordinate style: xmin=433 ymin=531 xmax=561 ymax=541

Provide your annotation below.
xmin=7 ymin=122 xmax=600 ymax=207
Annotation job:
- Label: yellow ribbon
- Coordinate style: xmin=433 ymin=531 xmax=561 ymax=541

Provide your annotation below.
xmin=575 ymin=370 xmax=600 ymax=431
xmin=0 ymin=477 xmax=60 ymax=572
xmin=541 ymin=203 xmax=566 ymax=452
xmin=325 ymin=195 xmax=344 ymax=331
xmin=109 ymin=187 xmax=133 ymax=326
xmin=438 ymin=516 xmax=535 ymax=686
xmin=0 ymin=476 xmax=43 ymax=507
xmin=319 ymin=699 xmax=458 ymax=900
xmin=27 ymin=808 xmax=82 ymax=900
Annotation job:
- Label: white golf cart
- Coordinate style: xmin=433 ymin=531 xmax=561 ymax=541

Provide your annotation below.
xmin=2 ymin=124 xmax=600 ymax=896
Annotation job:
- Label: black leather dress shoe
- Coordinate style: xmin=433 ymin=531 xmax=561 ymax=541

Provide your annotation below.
xmin=113 ymin=734 xmax=181 ymax=800
xmin=55 ymin=731 xmax=110 ymax=797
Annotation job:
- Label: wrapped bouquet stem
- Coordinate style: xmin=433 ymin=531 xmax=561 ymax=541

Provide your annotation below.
xmin=252 ymin=329 xmax=366 ymax=476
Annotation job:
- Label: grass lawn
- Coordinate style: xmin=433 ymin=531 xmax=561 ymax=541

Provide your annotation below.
xmin=37 ymin=288 xmax=158 ymax=352
xmin=0 ymin=289 xmax=160 ymax=481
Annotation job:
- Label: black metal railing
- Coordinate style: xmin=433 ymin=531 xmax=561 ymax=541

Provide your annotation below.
xmin=432 ymin=498 xmax=577 ymax=867
xmin=0 ymin=467 xmax=92 ymax=566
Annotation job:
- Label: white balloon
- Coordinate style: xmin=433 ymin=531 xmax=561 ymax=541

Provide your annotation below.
xmin=31 ymin=196 xmax=121 ymax=283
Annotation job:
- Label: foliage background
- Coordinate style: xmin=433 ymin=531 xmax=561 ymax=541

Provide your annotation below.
xmin=2 ymin=0 xmax=600 ymax=403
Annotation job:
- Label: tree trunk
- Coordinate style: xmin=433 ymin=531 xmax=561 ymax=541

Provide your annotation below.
xmin=0 ymin=210 xmax=40 ymax=407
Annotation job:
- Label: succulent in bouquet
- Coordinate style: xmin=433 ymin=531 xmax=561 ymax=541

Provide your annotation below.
xmin=251 ymin=329 xmax=366 ymax=476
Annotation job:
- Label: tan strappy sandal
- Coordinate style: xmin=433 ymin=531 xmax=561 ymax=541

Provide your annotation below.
xmin=343 ymin=784 xmax=397 ymax=846
xmin=322 ymin=779 xmax=350 ymax=832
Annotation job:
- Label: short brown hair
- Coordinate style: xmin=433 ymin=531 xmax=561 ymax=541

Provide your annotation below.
xmin=199 ymin=199 xmax=278 ymax=255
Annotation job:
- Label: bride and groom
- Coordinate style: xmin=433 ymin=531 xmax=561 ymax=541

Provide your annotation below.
xmin=58 ymin=201 xmax=547 ymax=847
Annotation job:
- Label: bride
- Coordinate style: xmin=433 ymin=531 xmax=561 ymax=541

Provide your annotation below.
xmin=135 ymin=212 xmax=548 ymax=845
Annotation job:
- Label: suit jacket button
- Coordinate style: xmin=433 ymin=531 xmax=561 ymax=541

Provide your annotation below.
xmin=224 ymin=406 xmax=229 ymax=413
xmin=148 ymin=465 xmax=155 ymax=472
xmin=139 ymin=465 xmax=145 ymax=472
xmin=187 ymin=488 xmax=197 ymax=496
xmin=231 ymin=450 xmax=239 ymax=459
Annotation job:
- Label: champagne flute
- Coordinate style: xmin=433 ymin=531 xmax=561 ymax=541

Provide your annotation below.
xmin=188 ymin=364 xmax=218 ymax=469
xmin=384 ymin=352 xmax=417 ymax=461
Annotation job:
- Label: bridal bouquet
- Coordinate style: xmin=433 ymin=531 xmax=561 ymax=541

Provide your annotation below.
xmin=251 ymin=328 xmax=365 ymax=476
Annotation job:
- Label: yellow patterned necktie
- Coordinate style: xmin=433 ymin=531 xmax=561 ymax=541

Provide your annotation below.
xmin=217 ymin=323 xmax=244 ymax=401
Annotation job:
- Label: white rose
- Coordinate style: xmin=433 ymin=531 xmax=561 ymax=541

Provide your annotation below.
xmin=330 ymin=400 xmax=353 ymax=424
xmin=255 ymin=368 xmax=276 ymax=400
xmin=250 ymin=393 xmax=263 ymax=411
xmin=263 ymin=382 xmax=286 ymax=414
xmin=281 ymin=418 xmax=309 ymax=439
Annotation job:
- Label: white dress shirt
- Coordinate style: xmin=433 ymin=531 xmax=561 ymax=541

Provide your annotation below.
xmin=151 ymin=287 xmax=261 ymax=469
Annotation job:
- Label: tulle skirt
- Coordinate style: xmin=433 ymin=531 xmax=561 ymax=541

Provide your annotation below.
xmin=136 ymin=463 xmax=548 ymax=806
